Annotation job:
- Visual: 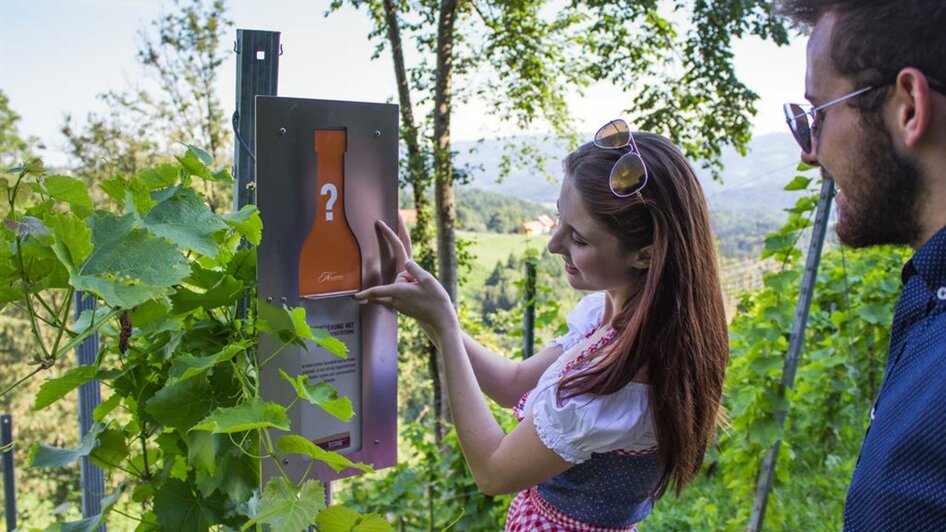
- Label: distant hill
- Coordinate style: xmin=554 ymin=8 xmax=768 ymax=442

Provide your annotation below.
xmin=451 ymin=131 xmax=809 ymax=212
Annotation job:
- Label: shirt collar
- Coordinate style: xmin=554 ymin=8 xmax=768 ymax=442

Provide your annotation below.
xmin=902 ymin=224 xmax=946 ymax=290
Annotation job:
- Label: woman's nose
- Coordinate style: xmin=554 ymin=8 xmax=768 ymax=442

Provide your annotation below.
xmin=547 ymin=228 xmax=562 ymax=255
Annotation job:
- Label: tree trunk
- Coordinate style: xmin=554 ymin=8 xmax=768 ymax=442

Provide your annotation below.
xmin=382 ymin=0 xmax=446 ymax=443
xmin=433 ymin=0 xmax=460 ymax=308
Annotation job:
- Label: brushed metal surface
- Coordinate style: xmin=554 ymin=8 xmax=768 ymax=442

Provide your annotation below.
xmin=256 ymin=97 xmax=398 ymax=483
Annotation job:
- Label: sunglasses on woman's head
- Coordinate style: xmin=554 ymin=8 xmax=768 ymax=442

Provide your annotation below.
xmin=594 ymin=119 xmax=649 ymax=198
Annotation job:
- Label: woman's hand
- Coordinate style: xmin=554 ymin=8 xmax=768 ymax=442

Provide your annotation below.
xmin=354 ymin=220 xmax=457 ymax=340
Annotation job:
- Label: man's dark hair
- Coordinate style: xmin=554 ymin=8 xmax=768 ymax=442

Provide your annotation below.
xmin=779 ymin=0 xmax=945 ymax=101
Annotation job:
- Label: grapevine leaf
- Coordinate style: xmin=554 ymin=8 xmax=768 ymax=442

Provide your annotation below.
xmin=277 ymin=435 xmax=373 ymax=474
xmin=860 ymin=303 xmax=889 ymax=325
xmin=70 ymin=306 xmax=112 ymax=334
xmin=136 ymin=163 xmax=180 ymax=189
xmin=783 ymin=175 xmax=812 ymax=191
xmin=195 ymin=444 xmax=259 ymax=502
xmin=170 ymin=455 xmax=191 ymax=481
xmin=186 ymin=144 xmax=213 ymax=166
xmin=30 ymin=422 xmax=105 ymax=467
xmin=191 ymin=397 xmax=290 ymax=434
xmin=184 ymin=431 xmax=220 ymax=478
xmin=34 ymin=366 xmax=98 ymax=410
xmin=20 ymin=157 xmax=44 ymax=175
xmin=72 ymin=212 xmax=189 ymax=308
xmin=56 ymin=485 xmax=122 ymax=532
xmin=258 ymin=303 xmax=347 ymax=357
xmin=153 ymin=479 xmax=223 ymax=532
xmin=169 ymin=343 xmax=248 ymax=384
xmin=145 ymin=375 xmax=216 ymax=431
xmin=244 ymin=477 xmax=324 ymax=532
xmin=176 ymin=148 xmax=215 ymax=181
xmin=140 ymin=187 xmax=227 ymax=257
xmin=316 ymin=507 xmax=391 ymax=532
xmin=99 ymin=177 xmax=126 ymax=203
xmin=92 ymin=394 xmax=122 ymax=422
xmin=278 ymin=369 xmax=354 ymax=422
xmin=170 ymin=274 xmax=243 ymax=314
xmin=46 ymin=212 xmax=93 ymax=271
xmin=43 ymin=175 xmax=93 ymax=213
xmin=287 ymin=306 xmax=347 ymax=358
xmin=89 ymin=427 xmax=129 ymax=470
xmin=221 ymin=205 xmax=262 ymax=246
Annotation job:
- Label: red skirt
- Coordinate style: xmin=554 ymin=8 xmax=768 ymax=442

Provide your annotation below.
xmin=505 ymin=487 xmax=639 ymax=532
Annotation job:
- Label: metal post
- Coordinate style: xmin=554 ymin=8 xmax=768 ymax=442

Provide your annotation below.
xmin=233 ymin=29 xmax=280 ymax=211
xmin=74 ymin=292 xmax=105 ymax=526
xmin=2 ymin=414 xmax=16 ymax=531
xmin=748 ymin=178 xmax=835 ymax=531
xmin=523 ymin=259 xmax=537 ymax=359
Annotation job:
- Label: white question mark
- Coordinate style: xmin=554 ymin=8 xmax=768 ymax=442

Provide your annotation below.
xmin=320 ymin=184 xmax=338 ymax=221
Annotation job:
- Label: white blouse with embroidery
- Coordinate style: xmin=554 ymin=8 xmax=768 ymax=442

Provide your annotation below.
xmin=526 ymin=293 xmax=658 ymax=464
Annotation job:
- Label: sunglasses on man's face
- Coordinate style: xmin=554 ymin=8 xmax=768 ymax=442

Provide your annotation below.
xmin=594 ymin=119 xmax=649 ymax=197
xmin=784 ymin=76 xmax=946 ymax=153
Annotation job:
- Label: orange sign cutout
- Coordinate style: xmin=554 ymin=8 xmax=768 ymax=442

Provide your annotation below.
xmin=298 ymin=130 xmax=362 ymax=297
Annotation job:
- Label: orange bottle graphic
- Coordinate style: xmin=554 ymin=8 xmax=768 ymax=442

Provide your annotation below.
xmin=298 ymin=130 xmax=362 ymax=297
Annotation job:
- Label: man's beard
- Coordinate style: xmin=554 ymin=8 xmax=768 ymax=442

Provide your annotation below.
xmin=833 ymin=125 xmax=923 ymax=248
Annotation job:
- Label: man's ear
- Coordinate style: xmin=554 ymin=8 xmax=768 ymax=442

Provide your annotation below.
xmin=893 ymin=67 xmax=934 ymax=149
xmin=628 ymin=245 xmax=653 ymax=270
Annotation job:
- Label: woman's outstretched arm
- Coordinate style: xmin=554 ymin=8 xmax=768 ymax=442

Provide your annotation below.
xmin=461 ymin=332 xmax=562 ymax=408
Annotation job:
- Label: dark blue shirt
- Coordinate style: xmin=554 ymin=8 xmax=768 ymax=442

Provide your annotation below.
xmin=845 ymin=225 xmax=946 ymax=530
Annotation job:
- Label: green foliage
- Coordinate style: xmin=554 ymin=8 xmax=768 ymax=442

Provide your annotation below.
xmin=0 ymin=89 xmax=38 ymax=170
xmin=712 ymin=209 xmax=785 ymax=259
xmin=476 ymin=247 xmax=574 ymax=348
xmin=337 ymin=416 xmax=515 ymax=530
xmin=316 ymin=506 xmax=390 ymax=531
xmin=61 ymin=0 xmax=233 ymax=211
xmin=246 ymin=477 xmax=326 ymax=532
xmin=450 ymin=187 xmax=554 ymax=234
xmin=30 ymin=423 xmax=106 ymax=469
xmin=278 ymin=435 xmax=373 ymax=474
xmin=0 ymin=151 xmax=388 ymax=530
xmin=638 ymin=170 xmax=908 ymax=529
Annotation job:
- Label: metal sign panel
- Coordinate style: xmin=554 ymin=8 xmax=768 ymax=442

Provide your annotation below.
xmin=256 ymin=96 xmax=399 ymax=483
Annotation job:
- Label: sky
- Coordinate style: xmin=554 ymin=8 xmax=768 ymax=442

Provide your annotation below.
xmin=0 ymin=0 xmax=809 ymax=166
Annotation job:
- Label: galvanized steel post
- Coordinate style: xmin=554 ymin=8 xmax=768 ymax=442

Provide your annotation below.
xmin=2 ymin=414 xmax=16 ymax=531
xmin=74 ymin=292 xmax=105 ymax=526
xmin=233 ymin=29 xmax=281 ymax=212
xmin=748 ymin=178 xmax=835 ymax=531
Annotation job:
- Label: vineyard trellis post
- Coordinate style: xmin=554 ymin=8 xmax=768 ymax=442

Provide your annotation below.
xmin=748 ymin=177 xmax=836 ymax=531
xmin=74 ymin=292 xmax=105 ymax=528
xmin=232 ymin=29 xmax=281 ymax=211
xmin=2 ymin=414 xmax=15 ymax=531
xmin=523 ymin=259 xmax=537 ymax=359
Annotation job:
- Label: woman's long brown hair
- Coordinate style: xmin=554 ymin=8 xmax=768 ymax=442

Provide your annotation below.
xmin=558 ymin=133 xmax=728 ymax=497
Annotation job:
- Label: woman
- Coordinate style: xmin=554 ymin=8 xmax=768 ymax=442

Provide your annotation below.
xmin=355 ymin=121 xmax=728 ymax=530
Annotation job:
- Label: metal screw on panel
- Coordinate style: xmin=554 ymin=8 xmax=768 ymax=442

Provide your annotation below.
xmin=373 ymin=130 xmax=381 ymax=138
xmin=278 ymin=127 xmax=287 ymax=135
xmin=374 ymin=439 xmax=380 ymax=445
xmin=245 ymin=181 xmax=257 ymax=191
xmin=283 ymin=458 xmax=289 ymax=465
xmin=280 ymin=297 xmax=287 ymax=304
xmin=266 ymin=297 xmax=273 ymax=303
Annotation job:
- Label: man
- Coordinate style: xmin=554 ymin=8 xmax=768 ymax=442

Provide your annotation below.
xmin=779 ymin=0 xmax=946 ymax=528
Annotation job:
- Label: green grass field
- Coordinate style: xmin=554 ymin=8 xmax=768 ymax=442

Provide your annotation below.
xmin=458 ymin=231 xmax=551 ymax=301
